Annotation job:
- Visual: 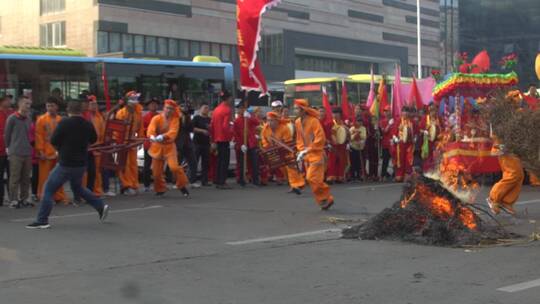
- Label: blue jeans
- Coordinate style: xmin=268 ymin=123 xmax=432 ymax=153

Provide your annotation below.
xmin=37 ymin=165 xmax=104 ymax=224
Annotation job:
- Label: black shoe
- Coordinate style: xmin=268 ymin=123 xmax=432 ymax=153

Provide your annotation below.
xmin=26 ymin=222 xmax=51 ymax=229
xmin=292 ymin=188 xmax=302 ymax=195
xmin=99 ymin=205 xmax=110 ymax=222
xmin=155 ymin=192 xmax=166 ymax=197
xmin=180 ymin=187 xmax=190 ymax=198
xmin=321 ymin=200 xmax=335 ymax=211
xmin=20 ymin=201 xmax=35 ymax=208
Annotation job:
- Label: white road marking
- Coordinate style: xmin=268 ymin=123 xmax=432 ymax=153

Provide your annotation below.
xmin=347 ymin=183 xmax=402 ymax=190
xmin=11 ymin=205 xmax=163 ymax=222
xmin=497 ymin=278 xmax=540 ymax=293
xmin=516 ymin=199 xmax=540 ymax=205
xmin=226 ymin=228 xmax=342 ymax=245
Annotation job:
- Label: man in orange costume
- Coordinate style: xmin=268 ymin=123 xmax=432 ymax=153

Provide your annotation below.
xmin=115 ymin=91 xmax=144 ymax=195
xmin=326 ymin=107 xmax=349 ymax=183
xmin=147 ymin=100 xmax=190 ymax=198
xmin=294 ymin=99 xmax=334 ymax=210
xmin=393 ymin=107 xmax=414 ymax=182
xmin=487 ymin=141 xmax=524 ymax=215
xmin=261 ymin=111 xmax=305 ymax=194
xmin=88 ymin=96 xmax=105 ymax=196
xmin=35 ymin=97 xmax=67 ymax=203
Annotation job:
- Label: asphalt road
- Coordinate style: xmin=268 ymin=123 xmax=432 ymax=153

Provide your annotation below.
xmin=1 ymin=181 xmax=540 ymax=304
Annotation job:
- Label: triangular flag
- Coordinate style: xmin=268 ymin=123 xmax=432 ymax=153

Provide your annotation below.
xmin=322 ymin=86 xmax=333 ymax=125
xmin=378 ymin=77 xmax=389 ymax=117
xmin=392 ymin=64 xmax=403 ymax=119
xmin=366 ymin=66 xmax=375 ymax=108
xmin=409 ymin=77 xmax=423 ymax=110
xmin=341 ymin=80 xmax=353 ymax=123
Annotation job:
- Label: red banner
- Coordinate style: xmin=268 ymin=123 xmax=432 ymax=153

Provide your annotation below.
xmin=237 ymin=0 xmax=280 ymax=95
xmin=442 ymin=141 xmax=500 ymax=174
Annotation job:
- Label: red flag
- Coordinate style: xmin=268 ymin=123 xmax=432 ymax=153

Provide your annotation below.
xmin=322 ymin=86 xmax=333 ymax=125
xmin=409 ymin=77 xmax=423 ymax=110
xmin=237 ymin=0 xmax=280 ymax=95
xmin=101 ymin=62 xmax=111 ymax=111
xmin=471 ymin=50 xmax=490 ymax=73
xmin=378 ymin=78 xmax=389 ymax=116
xmin=341 ymin=80 xmax=353 ymax=123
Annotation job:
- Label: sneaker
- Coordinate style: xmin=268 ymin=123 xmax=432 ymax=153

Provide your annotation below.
xmin=486 ymin=198 xmax=500 ymax=215
xmin=26 ymin=222 xmax=51 ymax=229
xmin=320 ymin=200 xmax=335 ymax=211
xmin=190 ymin=182 xmax=201 ymax=189
xmin=99 ymin=205 xmax=110 ymax=222
xmin=124 ymin=188 xmax=137 ymax=196
xmin=143 ymin=187 xmax=151 ymax=193
xmin=20 ymin=201 xmax=35 ymax=208
xmin=105 ymin=191 xmax=116 ymax=197
xmin=31 ymin=194 xmax=39 ymax=202
xmin=291 ymin=188 xmax=302 ymax=195
xmin=180 ymin=187 xmax=190 ymax=198
xmin=9 ymin=201 xmax=19 ymax=209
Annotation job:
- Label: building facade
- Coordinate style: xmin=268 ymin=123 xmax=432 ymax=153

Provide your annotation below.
xmin=0 ymin=0 xmax=441 ymax=90
xmin=460 ymin=0 xmax=540 ymax=87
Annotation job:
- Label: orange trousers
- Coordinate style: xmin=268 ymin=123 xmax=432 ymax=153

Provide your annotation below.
xmin=489 ymin=155 xmax=524 ymax=208
xmin=529 ymin=172 xmax=540 ymax=187
xmin=118 ymin=149 xmax=139 ymax=190
xmin=286 ymin=166 xmax=305 ymax=189
xmin=305 ymin=160 xmax=333 ymax=204
xmin=38 ymin=159 xmax=67 ymax=203
xmin=152 ymin=155 xmax=189 ymax=193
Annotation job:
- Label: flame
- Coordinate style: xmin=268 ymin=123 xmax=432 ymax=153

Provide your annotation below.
xmin=458 ymin=207 xmax=478 ymax=230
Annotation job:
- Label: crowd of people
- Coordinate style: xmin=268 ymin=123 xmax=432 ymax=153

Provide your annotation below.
xmin=2 ymin=84 xmax=539 ymax=226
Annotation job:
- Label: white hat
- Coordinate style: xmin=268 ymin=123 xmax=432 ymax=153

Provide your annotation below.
xmin=271 ymin=100 xmax=283 ymax=107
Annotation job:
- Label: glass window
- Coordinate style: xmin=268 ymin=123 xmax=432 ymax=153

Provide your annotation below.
xmin=200 ymin=42 xmax=210 ymax=56
xmin=168 ymin=39 xmax=178 ymax=57
xmin=122 ymin=34 xmax=133 ymax=53
xmin=109 ymin=32 xmax=121 ymax=52
xmin=40 ymin=0 xmax=65 ymax=15
xmin=190 ymin=41 xmax=200 ymax=58
xmin=145 ymin=36 xmax=156 ymax=55
xmin=158 ymin=37 xmax=168 ymax=56
xmin=211 ymin=43 xmax=221 ymax=57
xmin=134 ymin=35 xmax=144 ymax=54
xmin=40 ymin=21 xmax=65 ymax=47
xmin=179 ymin=40 xmax=189 ymax=58
xmin=97 ymin=31 xmax=109 ymax=54
xmin=221 ymin=44 xmax=231 ymax=62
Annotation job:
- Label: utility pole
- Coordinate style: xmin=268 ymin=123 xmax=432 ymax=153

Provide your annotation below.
xmin=417 ymin=0 xmax=422 ymax=78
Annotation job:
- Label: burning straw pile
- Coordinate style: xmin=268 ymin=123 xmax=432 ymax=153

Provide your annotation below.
xmin=482 ymin=92 xmax=540 ymax=176
xmin=343 ymin=176 xmax=516 ymax=247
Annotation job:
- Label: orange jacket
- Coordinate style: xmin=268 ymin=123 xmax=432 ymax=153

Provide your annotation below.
xmin=261 ymin=122 xmax=292 ymax=149
xmin=35 ymin=113 xmax=61 ymax=159
xmin=115 ymin=104 xmax=144 ymax=140
xmin=147 ymin=114 xmax=180 ymax=159
xmin=295 ymin=115 xmax=326 ymax=163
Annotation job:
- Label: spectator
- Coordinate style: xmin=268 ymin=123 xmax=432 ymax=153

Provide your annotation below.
xmin=210 ymin=91 xmax=234 ymax=189
xmin=4 ymin=96 xmax=33 ymax=208
xmin=142 ymin=98 xmax=160 ymax=192
xmin=192 ymin=103 xmax=212 ymax=186
xmin=176 ymin=102 xmax=199 ymax=188
xmin=0 ymin=95 xmax=14 ymax=205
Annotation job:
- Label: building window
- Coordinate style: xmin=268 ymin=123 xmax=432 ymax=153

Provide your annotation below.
xmin=97 ymin=31 xmax=109 ymax=53
xmin=145 ymin=36 xmax=156 ymax=55
xmin=134 ymin=35 xmax=144 ymax=54
xmin=179 ymin=40 xmax=190 ymax=58
xmin=122 ymin=34 xmax=133 ymax=53
xmin=190 ymin=41 xmax=200 ymax=58
xmin=221 ymin=44 xmax=231 ymax=62
xmin=158 ymin=37 xmax=168 ymax=56
xmin=40 ymin=21 xmax=66 ymax=47
xmin=168 ymin=39 xmax=178 ymax=57
xmin=109 ymin=32 xmax=121 ymax=52
xmin=211 ymin=43 xmax=221 ymax=57
xmin=260 ymin=33 xmax=283 ymax=65
xmin=40 ymin=0 xmax=65 ymax=15
xmin=200 ymin=42 xmax=210 ymax=56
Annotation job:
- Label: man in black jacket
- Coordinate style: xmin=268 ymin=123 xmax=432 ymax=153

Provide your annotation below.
xmin=26 ymin=101 xmax=109 ymax=229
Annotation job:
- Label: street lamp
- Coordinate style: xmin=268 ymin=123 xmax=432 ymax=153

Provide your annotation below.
xmin=417 ymin=0 xmax=422 ymax=78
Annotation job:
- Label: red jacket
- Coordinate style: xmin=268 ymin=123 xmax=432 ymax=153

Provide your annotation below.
xmin=143 ymin=110 xmax=159 ymax=150
xmin=0 ymin=109 xmax=13 ymax=156
xmin=233 ymin=116 xmax=260 ymax=149
xmin=379 ymin=116 xmax=394 ymax=149
xmin=210 ymin=102 xmax=233 ymax=142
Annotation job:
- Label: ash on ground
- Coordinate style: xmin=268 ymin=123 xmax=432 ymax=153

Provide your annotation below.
xmin=342 ymin=176 xmax=520 ymax=247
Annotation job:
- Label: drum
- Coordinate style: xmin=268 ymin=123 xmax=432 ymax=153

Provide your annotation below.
xmin=429 ymin=123 xmax=437 ymax=142
xmin=332 ymin=125 xmax=348 ymax=145
xmin=349 ymin=126 xmax=366 ymax=150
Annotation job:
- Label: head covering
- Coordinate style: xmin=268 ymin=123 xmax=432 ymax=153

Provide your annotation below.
xmin=125 ymin=91 xmax=141 ymax=105
xmin=220 ymin=90 xmax=232 ymax=101
xmin=87 ymin=95 xmax=97 ymax=104
xmin=164 ymin=99 xmax=180 ymax=117
xmin=147 ymin=97 xmax=160 ymax=105
xmin=383 ymin=105 xmax=391 ymax=112
xmin=332 ymin=107 xmax=342 ymax=114
xmin=294 ymin=99 xmax=319 ymax=117
xmin=271 ymin=100 xmax=283 ymax=108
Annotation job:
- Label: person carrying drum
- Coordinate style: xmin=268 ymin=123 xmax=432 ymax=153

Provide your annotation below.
xmin=326 ymin=107 xmax=349 ymax=183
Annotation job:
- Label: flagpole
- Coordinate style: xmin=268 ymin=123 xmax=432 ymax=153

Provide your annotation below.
xmin=417 ymin=0 xmax=422 ymax=79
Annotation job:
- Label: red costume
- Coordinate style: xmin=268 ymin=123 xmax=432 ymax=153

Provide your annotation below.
xmin=394 ymin=116 xmax=414 ymax=181
xmin=327 ymin=119 xmax=349 ymax=182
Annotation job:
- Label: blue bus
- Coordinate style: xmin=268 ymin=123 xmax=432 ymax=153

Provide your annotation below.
xmin=0 ymin=53 xmax=234 ymax=110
